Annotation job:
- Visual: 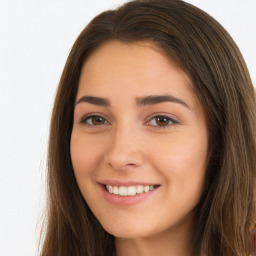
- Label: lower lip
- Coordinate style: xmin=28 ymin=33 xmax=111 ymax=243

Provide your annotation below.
xmin=100 ymin=185 xmax=160 ymax=206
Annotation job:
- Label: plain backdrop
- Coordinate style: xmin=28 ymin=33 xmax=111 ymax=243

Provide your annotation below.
xmin=0 ymin=1 xmax=255 ymax=255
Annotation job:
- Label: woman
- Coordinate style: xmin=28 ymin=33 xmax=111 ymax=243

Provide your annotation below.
xmin=40 ymin=0 xmax=256 ymax=255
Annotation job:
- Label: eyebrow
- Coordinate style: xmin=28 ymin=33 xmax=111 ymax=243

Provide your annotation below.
xmin=75 ymin=95 xmax=190 ymax=109
xmin=136 ymin=95 xmax=190 ymax=109
xmin=75 ymin=96 xmax=110 ymax=107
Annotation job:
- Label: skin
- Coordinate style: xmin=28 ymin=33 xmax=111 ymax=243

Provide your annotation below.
xmin=70 ymin=41 xmax=208 ymax=256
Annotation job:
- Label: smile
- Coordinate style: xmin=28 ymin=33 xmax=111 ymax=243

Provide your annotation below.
xmin=105 ymin=185 xmax=158 ymax=196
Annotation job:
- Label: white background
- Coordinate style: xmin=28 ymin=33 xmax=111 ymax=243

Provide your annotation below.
xmin=0 ymin=1 xmax=255 ymax=255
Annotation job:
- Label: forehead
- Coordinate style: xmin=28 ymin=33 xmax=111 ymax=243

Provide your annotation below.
xmin=78 ymin=41 xmax=193 ymax=95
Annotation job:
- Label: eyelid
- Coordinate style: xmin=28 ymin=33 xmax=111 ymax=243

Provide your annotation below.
xmin=79 ymin=112 xmax=179 ymax=128
xmin=80 ymin=113 xmax=111 ymax=126
xmin=145 ymin=113 xmax=180 ymax=128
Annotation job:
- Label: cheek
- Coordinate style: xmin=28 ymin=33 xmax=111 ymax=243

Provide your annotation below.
xmin=70 ymin=134 xmax=103 ymax=183
xmin=153 ymin=130 xmax=207 ymax=166
xmin=152 ymin=131 xmax=207 ymax=198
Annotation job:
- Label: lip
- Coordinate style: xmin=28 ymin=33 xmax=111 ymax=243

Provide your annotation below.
xmin=99 ymin=181 xmax=160 ymax=206
xmin=99 ymin=179 xmax=158 ymax=186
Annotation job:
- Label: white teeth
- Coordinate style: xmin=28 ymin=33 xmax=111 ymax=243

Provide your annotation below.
xmin=105 ymin=184 xmax=157 ymax=196
xmin=113 ymin=186 xmax=119 ymax=195
xmin=119 ymin=186 xmax=128 ymax=196
xmin=127 ymin=186 xmax=136 ymax=196
xmin=143 ymin=186 xmax=149 ymax=192
xmin=136 ymin=185 xmax=144 ymax=194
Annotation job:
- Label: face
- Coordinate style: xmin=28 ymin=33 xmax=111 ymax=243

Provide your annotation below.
xmin=70 ymin=41 xmax=208 ymax=239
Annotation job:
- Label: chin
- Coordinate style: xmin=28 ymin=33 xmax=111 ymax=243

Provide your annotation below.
xmin=100 ymin=219 xmax=162 ymax=239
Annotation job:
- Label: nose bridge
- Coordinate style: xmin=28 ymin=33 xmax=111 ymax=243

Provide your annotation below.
xmin=104 ymin=122 xmax=144 ymax=171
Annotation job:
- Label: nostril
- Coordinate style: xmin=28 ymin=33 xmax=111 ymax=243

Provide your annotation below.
xmin=105 ymin=151 xmax=144 ymax=171
xmin=107 ymin=161 xmax=140 ymax=171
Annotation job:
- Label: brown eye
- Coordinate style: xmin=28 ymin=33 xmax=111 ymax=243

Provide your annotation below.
xmin=82 ymin=115 xmax=109 ymax=126
xmin=155 ymin=116 xmax=170 ymax=126
xmin=147 ymin=115 xmax=177 ymax=127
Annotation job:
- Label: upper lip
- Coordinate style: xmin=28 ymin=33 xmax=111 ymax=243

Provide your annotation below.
xmin=99 ymin=179 xmax=159 ymax=186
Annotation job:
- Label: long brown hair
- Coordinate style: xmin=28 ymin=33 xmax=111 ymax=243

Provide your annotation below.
xmin=40 ymin=0 xmax=256 ymax=255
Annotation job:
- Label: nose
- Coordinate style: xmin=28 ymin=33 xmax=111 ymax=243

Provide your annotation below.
xmin=104 ymin=125 xmax=145 ymax=171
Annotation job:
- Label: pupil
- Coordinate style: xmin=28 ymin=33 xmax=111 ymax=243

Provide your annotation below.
xmin=92 ymin=116 xmax=104 ymax=125
xmin=156 ymin=116 xmax=168 ymax=126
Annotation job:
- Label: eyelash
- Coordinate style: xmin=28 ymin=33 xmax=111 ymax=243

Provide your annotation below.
xmin=146 ymin=115 xmax=178 ymax=128
xmin=80 ymin=114 xmax=179 ymax=128
xmin=81 ymin=115 xmax=110 ymax=126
